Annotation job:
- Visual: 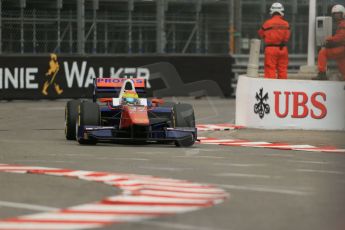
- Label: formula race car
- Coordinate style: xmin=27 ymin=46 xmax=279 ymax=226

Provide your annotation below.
xmin=65 ymin=78 xmax=196 ymax=147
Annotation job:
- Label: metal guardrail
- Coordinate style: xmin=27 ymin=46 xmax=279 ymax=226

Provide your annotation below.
xmin=230 ymin=54 xmax=342 ymax=97
xmin=230 ymin=54 xmax=309 ymax=97
xmin=232 ymin=54 xmax=308 ymax=72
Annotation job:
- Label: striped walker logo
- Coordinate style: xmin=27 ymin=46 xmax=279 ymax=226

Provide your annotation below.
xmin=254 ymin=88 xmax=270 ymax=119
xmin=42 ymin=53 xmax=64 ymax=96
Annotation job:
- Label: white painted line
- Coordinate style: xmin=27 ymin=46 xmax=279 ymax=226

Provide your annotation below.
xmin=138 ymin=190 xmax=227 ymax=199
xmin=197 ymin=149 xmax=225 ymax=152
xmin=213 ymin=173 xmax=279 ymax=179
xmin=218 ymin=184 xmax=312 ymax=196
xmin=93 ymin=157 xmax=149 ymax=161
xmin=185 ymin=149 xmax=201 ymax=156
xmin=231 ymin=142 xmax=272 ymax=146
xmin=199 ymin=139 xmax=238 ymax=144
xmin=136 ymin=152 xmax=168 ymax=155
xmin=213 ymin=163 xmax=267 ymax=167
xmin=79 ymin=175 xmax=125 ymax=182
xmin=196 ymin=137 xmax=209 ymax=140
xmin=28 ymin=107 xmax=64 ymax=111
xmin=134 ymin=185 xmax=225 ymax=194
xmin=324 ymin=149 xmax=345 ymax=153
xmin=14 ymin=160 xmax=73 ymax=164
xmin=60 ymin=171 xmax=96 ymax=177
xmin=0 ymin=222 xmax=100 ymax=230
xmin=198 ymin=137 xmax=344 ymax=153
xmin=271 ymin=145 xmax=315 ymax=149
xmin=0 ymin=139 xmax=57 ymax=144
xmin=109 ymin=180 xmax=210 ymax=188
xmin=0 ymin=201 xmax=58 ymax=212
xmin=69 ymin=204 xmax=199 ymax=214
xmin=0 ymin=166 xmax=55 ymax=171
xmin=139 ymin=167 xmax=193 ymax=172
xmin=105 ymin=179 xmax=194 ymax=187
xmin=105 ymin=195 xmax=212 ymax=204
xmin=143 ymin=220 xmax=223 ymax=230
xmin=299 ymin=148 xmax=345 ymax=153
xmin=197 ymin=156 xmax=226 ymax=159
xmin=117 ymin=158 xmax=149 ymax=161
xmin=126 ymin=176 xmax=185 ymax=183
xmin=175 ymin=156 xmax=225 ymax=159
xmin=263 ymin=154 xmax=295 ymax=158
xmin=25 ymin=212 xmax=151 ymax=222
xmin=287 ymin=160 xmax=331 ymax=165
xmin=296 ymin=169 xmax=345 ymax=175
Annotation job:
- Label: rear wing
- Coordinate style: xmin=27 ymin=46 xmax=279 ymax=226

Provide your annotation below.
xmin=96 ymin=78 xmax=146 ymax=88
xmin=93 ymin=78 xmax=147 ymax=101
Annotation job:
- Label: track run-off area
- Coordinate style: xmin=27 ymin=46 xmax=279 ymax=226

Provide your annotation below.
xmin=0 ymin=98 xmax=345 ymax=230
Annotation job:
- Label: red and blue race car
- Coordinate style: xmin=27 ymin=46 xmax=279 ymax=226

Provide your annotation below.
xmin=65 ymin=78 xmax=196 ymax=147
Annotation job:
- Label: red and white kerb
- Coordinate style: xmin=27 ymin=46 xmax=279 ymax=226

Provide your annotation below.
xmin=198 ymin=137 xmax=345 ymax=153
xmin=197 ymin=124 xmax=244 ymax=131
xmin=0 ymin=164 xmax=228 ymax=230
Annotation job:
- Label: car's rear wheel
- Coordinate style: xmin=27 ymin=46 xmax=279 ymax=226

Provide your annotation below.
xmin=65 ymin=99 xmax=81 ymax=140
xmin=172 ymin=103 xmax=196 ymax=147
xmin=77 ymin=101 xmax=100 ymax=145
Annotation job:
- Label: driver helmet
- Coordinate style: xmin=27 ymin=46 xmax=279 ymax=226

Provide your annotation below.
xmin=122 ymin=90 xmax=139 ymax=104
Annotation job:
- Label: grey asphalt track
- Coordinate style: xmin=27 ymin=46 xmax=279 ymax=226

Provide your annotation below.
xmin=0 ymin=98 xmax=345 ymax=230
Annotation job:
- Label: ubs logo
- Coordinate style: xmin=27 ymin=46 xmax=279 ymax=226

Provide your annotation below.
xmin=254 ymin=88 xmax=270 ymax=119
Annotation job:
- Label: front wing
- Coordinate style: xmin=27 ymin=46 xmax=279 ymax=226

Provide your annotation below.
xmin=77 ymin=125 xmax=197 ymax=143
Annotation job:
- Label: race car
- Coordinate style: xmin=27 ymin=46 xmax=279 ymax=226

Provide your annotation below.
xmin=65 ymin=78 xmax=196 ymax=147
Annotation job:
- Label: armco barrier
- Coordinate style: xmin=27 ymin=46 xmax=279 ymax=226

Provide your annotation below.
xmin=235 ymin=75 xmax=345 ymax=131
xmin=0 ymin=55 xmax=234 ymax=100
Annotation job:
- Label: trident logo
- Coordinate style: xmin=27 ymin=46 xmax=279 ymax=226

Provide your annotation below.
xmin=254 ymin=88 xmax=270 ymax=119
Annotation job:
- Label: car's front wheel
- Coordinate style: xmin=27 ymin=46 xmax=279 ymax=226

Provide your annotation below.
xmin=76 ymin=101 xmax=100 ymax=145
xmin=65 ymin=99 xmax=81 ymax=140
xmin=172 ymin=103 xmax=196 ymax=147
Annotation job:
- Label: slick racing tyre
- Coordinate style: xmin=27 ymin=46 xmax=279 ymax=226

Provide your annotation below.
xmin=172 ymin=103 xmax=196 ymax=147
xmin=77 ymin=101 xmax=100 ymax=145
xmin=175 ymin=135 xmax=195 ymax=148
xmin=173 ymin=103 xmax=195 ymax=128
xmin=65 ymin=99 xmax=81 ymax=140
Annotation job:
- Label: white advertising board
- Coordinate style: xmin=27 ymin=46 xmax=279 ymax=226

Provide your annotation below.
xmin=235 ymin=75 xmax=345 ymax=130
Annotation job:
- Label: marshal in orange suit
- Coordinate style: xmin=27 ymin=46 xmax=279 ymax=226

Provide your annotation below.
xmin=316 ymin=4 xmax=345 ymax=81
xmin=258 ymin=2 xmax=291 ymax=79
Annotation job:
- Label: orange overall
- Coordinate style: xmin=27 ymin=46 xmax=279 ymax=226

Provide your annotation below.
xmin=318 ymin=19 xmax=345 ymax=80
xmin=258 ymin=15 xmax=291 ymax=79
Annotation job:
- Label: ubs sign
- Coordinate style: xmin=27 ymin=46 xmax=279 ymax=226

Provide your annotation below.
xmin=253 ymin=89 xmax=328 ymax=120
xmin=274 ymin=91 xmax=327 ymax=120
xmin=236 ymin=75 xmax=345 ymax=131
